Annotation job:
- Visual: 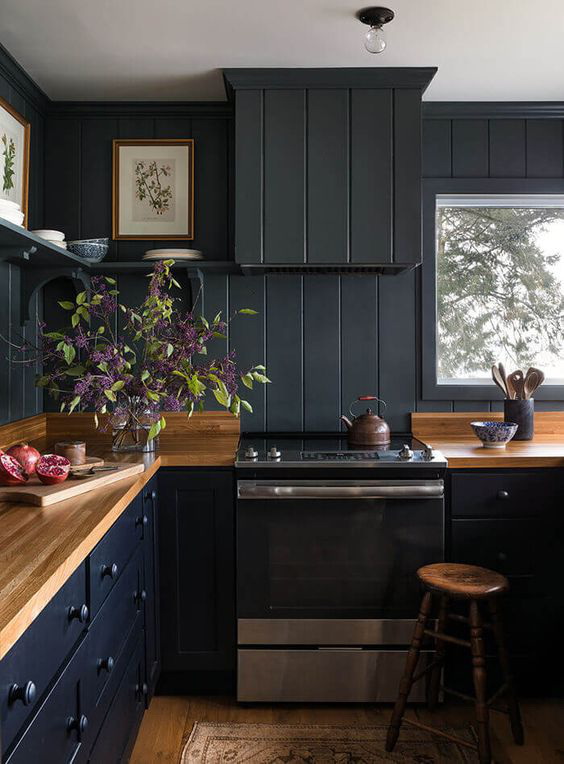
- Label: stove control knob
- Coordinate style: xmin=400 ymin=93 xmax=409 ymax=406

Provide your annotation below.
xmin=399 ymin=444 xmax=414 ymax=461
xmin=268 ymin=446 xmax=281 ymax=459
xmin=244 ymin=446 xmax=258 ymax=460
xmin=423 ymin=444 xmax=434 ymax=461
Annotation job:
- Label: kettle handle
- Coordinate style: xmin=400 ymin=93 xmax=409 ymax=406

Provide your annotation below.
xmin=349 ymin=396 xmax=387 ymax=418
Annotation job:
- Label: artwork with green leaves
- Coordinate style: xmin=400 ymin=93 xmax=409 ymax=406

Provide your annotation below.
xmin=0 ymin=97 xmax=29 ymax=223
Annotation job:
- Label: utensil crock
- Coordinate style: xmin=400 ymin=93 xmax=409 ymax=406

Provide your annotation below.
xmin=504 ymin=398 xmax=534 ymax=441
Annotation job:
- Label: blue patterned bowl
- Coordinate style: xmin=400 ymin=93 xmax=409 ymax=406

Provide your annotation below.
xmin=67 ymin=239 xmax=109 ymax=262
xmin=470 ymin=421 xmax=518 ymax=448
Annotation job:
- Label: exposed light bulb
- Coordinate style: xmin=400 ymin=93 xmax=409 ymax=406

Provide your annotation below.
xmin=364 ymin=25 xmax=386 ymax=53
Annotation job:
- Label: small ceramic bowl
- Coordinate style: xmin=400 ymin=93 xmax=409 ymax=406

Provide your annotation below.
xmin=470 ymin=421 xmax=518 ymax=448
xmin=67 ymin=240 xmax=108 ymax=262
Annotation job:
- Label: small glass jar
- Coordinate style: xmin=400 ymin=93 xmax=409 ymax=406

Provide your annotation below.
xmin=110 ymin=397 xmax=159 ymax=452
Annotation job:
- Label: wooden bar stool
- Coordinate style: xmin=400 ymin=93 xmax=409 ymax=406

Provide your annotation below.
xmin=386 ymin=563 xmax=524 ymax=764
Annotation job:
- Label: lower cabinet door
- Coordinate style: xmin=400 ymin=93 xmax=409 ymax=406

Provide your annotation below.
xmin=88 ymin=634 xmax=145 ymax=764
xmin=5 ymin=636 xmax=89 ymax=764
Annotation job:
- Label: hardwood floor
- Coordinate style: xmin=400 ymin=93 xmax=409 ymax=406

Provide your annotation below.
xmin=131 ymin=695 xmax=564 ymax=762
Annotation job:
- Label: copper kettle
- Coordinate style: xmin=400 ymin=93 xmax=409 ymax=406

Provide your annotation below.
xmin=340 ymin=396 xmax=391 ymax=447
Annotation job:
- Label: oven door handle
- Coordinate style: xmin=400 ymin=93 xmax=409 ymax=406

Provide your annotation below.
xmin=237 ymin=480 xmax=444 ymax=499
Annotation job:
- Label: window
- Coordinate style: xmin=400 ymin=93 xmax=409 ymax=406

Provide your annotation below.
xmin=435 ymin=194 xmax=564 ymax=386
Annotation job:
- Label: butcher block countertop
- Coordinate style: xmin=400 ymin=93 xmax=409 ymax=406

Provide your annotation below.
xmin=412 ymin=411 xmax=564 ymax=468
xmin=0 ymin=412 xmax=239 ymax=660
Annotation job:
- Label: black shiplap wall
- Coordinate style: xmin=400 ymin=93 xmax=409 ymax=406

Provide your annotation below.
xmin=0 ymin=46 xmax=47 ymax=424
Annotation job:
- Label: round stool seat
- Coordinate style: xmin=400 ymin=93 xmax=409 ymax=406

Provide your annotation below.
xmin=417 ymin=563 xmax=509 ymax=599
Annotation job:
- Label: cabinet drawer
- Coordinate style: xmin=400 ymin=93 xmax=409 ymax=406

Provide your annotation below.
xmin=88 ymin=633 xmax=145 ymax=764
xmin=450 ymin=471 xmax=563 ymax=518
xmin=451 ymin=518 xmax=540 ymax=577
xmin=0 ymin=563 xmax=88 ymax=756
xmin=89 ymin=495 xmax=144 ymax=617
xmin=5 ymin=635 xmax=89 ymax=764
xmin=87 ymin=545 xmax=144 ymax=715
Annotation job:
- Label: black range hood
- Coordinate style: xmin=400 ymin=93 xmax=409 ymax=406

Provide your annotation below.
xmin=224 ymin=67 xmax=437 ymax=275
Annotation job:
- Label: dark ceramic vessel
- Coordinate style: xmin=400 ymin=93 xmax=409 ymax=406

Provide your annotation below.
xmin=504 ymin=398 xmax=534 ymax=441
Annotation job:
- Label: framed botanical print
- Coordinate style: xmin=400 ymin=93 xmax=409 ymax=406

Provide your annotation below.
xmin=112 ymin=138 xmax=194 ymax=240
xmin=0 ymin=97 xmax=30 ymax=225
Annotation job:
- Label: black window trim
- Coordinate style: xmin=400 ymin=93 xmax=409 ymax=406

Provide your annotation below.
xmin=422 ymin=177 xmax=564 ymax=401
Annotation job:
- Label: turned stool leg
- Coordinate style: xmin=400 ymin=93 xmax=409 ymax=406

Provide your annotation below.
xmin=488 ymin=598 xmax=524 ymax=745
xmin=469 ymin=600 xmax=491 ymax=764
xmin=427 ymin=594 xmax=448 ymax=710
xmin=386 ymin=590 xmax=433 ymax=752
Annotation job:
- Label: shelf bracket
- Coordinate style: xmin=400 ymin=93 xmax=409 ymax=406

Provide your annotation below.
xmin=0 ymin=244 xmax=38 ymax=263
xmin=20 ymin=267 xmax=91 ymax=325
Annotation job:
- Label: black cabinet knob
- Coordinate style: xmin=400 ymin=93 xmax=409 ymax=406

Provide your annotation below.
xmin=8 ymin=681 xmax=36 ymax=706
xmin=497 ymin=490 xmax=509 ymax=500
xmin=497 ymin=551 xmax=508 ymax=562
xmin=100 ymin=562 xmax=118 ymax=580
xmin=135 ymin=682 xmax=149 ymax=697
xmin=135 ymin=589 xmax=147 ymax=607
xmin=68 ymin=604 xmax=89 ymax=624
xmin=67 ymin=714 xmax=88 ymax=734
xmin=144 ymin=489 xmax=157 ymax=502
xmin=135 ymin=514 xmax=149 ymax=528
xmin=97 ymin=656 xmax=114 ymax=674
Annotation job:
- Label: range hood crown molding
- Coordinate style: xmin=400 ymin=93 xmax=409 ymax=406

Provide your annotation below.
xmin=223 ymin=67 xmax=437 ymax=98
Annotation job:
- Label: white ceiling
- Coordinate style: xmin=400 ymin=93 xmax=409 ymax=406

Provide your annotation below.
xmin=1 ymin=0 xmax=564 ymax=102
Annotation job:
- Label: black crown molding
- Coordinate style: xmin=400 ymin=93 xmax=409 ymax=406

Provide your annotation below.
xmin=423 ymin=101 xmax=564 ymax=119
xmin=223 ymin=67 xmax=438 ymax=97
xmin=48 ymin=100 xmax=233 ymax=119
xmin=0 ymin=43 xmax=49 ymax=114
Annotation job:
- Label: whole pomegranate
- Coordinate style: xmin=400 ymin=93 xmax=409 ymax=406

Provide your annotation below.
xmin=0 ymin=453 xmax=29 ymax=485
xmin=6 ymin=443 xmax=41 ymax=475
xmin=36 ymin=454 xmax=71 ymax=486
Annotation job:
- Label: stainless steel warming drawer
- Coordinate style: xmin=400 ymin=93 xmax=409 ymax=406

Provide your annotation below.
xmin=238 ymin=618 xmax=418 ymax=646
xmin=238 ymin=649 xmax=431 ymax=703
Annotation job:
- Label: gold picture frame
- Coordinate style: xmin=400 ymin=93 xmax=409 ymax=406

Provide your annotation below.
xmin=112 ymin=138 xmax=194 ymax=240
xmin=0 ymin=96 xmax=30 ymax=227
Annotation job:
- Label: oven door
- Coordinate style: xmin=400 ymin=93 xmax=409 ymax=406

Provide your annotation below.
xmin=237 ymin=479 xmax=444 ymax=626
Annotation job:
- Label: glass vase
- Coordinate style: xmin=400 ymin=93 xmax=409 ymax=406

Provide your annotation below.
xmin=110 ymin=397 xmax=159 ymax=453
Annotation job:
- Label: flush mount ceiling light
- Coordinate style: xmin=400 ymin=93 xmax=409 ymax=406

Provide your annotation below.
xmin=356 ymin=7 xmax=395 ymax=54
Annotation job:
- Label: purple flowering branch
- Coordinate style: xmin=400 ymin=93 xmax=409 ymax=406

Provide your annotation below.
xmin=9 ymin=260 xmax=270 ymax=441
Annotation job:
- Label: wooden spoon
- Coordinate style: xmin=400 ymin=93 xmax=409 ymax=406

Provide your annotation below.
xmin=524 ymin=367 xmax=545 ymax=398
xmin=507 ymin=370 xmax=525 ymax=400
xmin=498 ymin=362 xmax=508 ymax=396
xmin=491 ymin=364 xmax=508 ymax=397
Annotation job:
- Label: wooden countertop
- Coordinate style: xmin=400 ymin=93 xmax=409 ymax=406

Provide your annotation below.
xmin=412 ymin=411 xmax=564 ymax=468
xmin=0 ymin=412 xmax=240 ymax=660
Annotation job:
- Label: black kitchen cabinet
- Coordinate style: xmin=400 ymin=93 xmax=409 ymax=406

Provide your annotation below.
xmin=0 ymin=487 xmax=159 ymax=762
xmin=158 ymin=469 xmax=236 ymax=686
xmin=142 ymin=475 xmax=161 ymax=701
xmin=224 ymin=68 xmax=436 ymax=269
xmin=448 ymin=469 xmax=564 ymax=695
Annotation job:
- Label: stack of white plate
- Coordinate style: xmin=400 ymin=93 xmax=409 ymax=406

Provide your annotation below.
xmin=0 ymin=199 xmax=24 ymax=227
xmin=31 ymin=229 xmax=67 ymax=249
xmin=143 ymin=248 xmax=203 ymax=261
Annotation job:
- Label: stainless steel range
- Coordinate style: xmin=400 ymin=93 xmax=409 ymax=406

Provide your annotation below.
xmin=235 ymin=434 xmax=447 ymax=703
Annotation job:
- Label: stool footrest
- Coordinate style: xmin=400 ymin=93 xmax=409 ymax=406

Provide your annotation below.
xmin=423 ymin=628 xmax=471 ymax=649
xmin=448 ymin=612 xmax=492 ymax=630
xmin=411 ymin=657 xmax=444 ymax=684
xmin=402 ymin=717 xmax=477 ymax=751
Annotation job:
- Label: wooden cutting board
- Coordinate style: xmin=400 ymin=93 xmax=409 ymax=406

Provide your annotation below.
xmin=0 ymin=463 xmax=145 ymax=506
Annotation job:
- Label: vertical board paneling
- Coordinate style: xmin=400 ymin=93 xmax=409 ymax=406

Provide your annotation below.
xmin=422 ymin=119 xmax=452 ymax=178
xmin=379 ymin=270 xmax=416 ymax=431
xmin=264 ymin=90 xmax=305 ymax=263
xmin=307 ymin=90 xmax=348 ymax=262
xmin=191 ymin=119 xmax=229 ymax=260
xmin=489 ymin=119 xmax=526 ymax=177
xmin=265 ymin=275 xmax=303 ymax=431
xmin=303 ymin=276 xmax=340 ymax=430
xmin=234 ymin=90 xmax=262 ymax=263
xmin=452 ymin=120 xmax=489 ymax=177
xmin=394 ymin=90 xmax=422 ymax=264
xmin=0 ymin=263 xmax=10 ymax=423
xmin=526 ymin=120 xmax=564 ymax=177
xmin=44 ymin=118 xmax=81 ymax=240
xmin=229 ymin=275 xmax=266 ymax=430
xmin=81 ymin=119 xmax=117 ymax=255
xmin=340 ymin=277 xmax=378 ymax=420
xmin=350 ymin=89 xmax=392 ymax=263
xmin=9 ymin=266 xmax=23 ymax=421
xmin=200 ymin=274 xmax=229 ymax=411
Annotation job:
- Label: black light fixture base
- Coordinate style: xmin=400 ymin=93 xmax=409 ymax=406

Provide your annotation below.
xmin=356 ymin=6 xmax=395 ymax=26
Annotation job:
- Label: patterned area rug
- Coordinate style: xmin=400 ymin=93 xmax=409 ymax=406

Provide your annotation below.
xmin=181 ymin=722 xmax=479 ymax=763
